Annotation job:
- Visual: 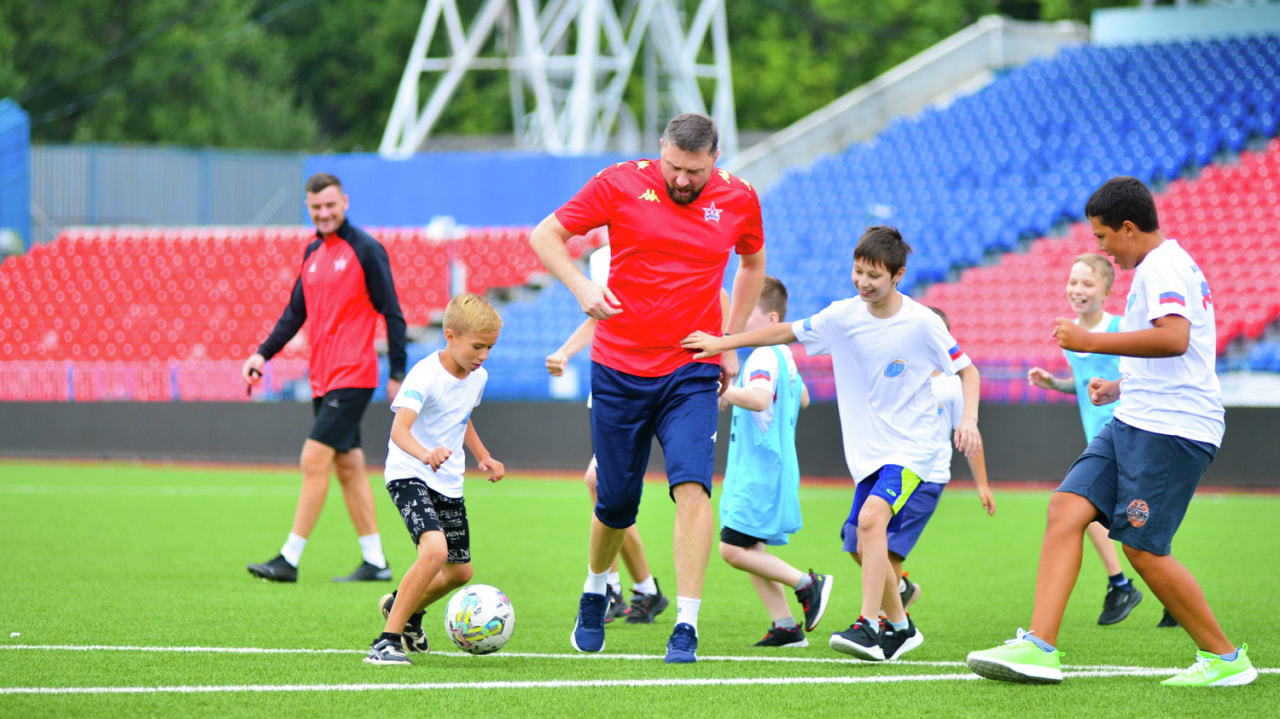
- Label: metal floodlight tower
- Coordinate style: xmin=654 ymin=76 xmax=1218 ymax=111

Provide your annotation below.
xmin=379 ymin=0 xmax=737 ymax=159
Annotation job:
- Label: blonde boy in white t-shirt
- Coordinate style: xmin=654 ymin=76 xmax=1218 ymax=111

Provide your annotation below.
xmin=365 ymin=293 xmax=506 ymax=666
xmin=683 ymin=226 xmax=982 ymax=662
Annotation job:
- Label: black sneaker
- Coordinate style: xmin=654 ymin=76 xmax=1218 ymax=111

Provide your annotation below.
xmin=1097 ymin=584 xmax=1143 ymax=625
xmin=364 ymin=637 xmax=411 ymax=666
xmin=333 ymin=561 xmax=392 ymax=582
xmin=247 ymin=554 xmax=297 ymax=583
xmin=795 ymin=571 xmax=833 ymax=632
xmin=754 ymin=624 xmax=809 ymax=648
xmin=829 ymin=617 xmax=885 ymax=661
xmin=1157 ymin=607 xmax=1180 ymax=628
xmin=879 ymin=616 xmax=924 ymax=661
xmin=379 ymin=591 xmax=428 ymax=653
xmin=899 ymin=573 xmax=921 ymax=610
xmin=626 ymin=578 xmax=670 ymax=624
xmin=604 ymin=586 xmax=632 ymax=624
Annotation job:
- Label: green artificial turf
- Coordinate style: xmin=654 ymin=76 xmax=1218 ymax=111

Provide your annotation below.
xmin=0 ymin=461 xmax=1273 ymax=717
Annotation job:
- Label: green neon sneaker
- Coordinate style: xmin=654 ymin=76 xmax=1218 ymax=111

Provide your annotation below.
xmin=1161 ymin=645 xmax=1257 ymax=687
xmin=966 ymin=629 xmax=1064 ymax=684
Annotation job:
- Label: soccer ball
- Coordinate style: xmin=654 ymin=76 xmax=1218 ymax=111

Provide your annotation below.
xmin=443 ymin=584 xmax=515 ymax=655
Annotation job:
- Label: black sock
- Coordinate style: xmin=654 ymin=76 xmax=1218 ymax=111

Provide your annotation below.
xmin=408 ymin=611 xmax=425 ymax=627
xmin=1108 ymin=572 xmax=1130 ymax=589
xmin=380 ymin=631 xmax=402 ymax=644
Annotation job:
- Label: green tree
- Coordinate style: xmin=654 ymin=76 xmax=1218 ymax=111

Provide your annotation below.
xmin=2 ymin=0 xmax=318 ymax=149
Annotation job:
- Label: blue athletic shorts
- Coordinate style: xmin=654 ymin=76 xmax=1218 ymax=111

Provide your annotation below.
xmin=1057 ymin=418 xmax=1215 ymax=556
xmin=590 ymin=360 xmax=720 ymax=529
xmin=840 ymin=465 xmax=927 ymax=554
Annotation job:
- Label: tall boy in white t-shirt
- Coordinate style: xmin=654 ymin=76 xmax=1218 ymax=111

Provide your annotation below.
xmin=967 ymin=176 xmax=1256 ymax=687
xmin=683 ymin=226 xmax=982 ymax=662
xmin=365 ymin=293 xmax=506 ymax=665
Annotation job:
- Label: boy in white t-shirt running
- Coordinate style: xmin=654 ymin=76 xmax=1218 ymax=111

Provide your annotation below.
xmin=716 ymin=276 xmax=833 ymax=649
xmin=683 ymin=226 xmax=982 ymax=662
xmin=967 ymin=176 xmax=1256 ymax=687
xmin=1027 ymin=253 xmax=1177 ymax=628
xmin=365 ymin=293 xmax=507 ymax=665
xmin=848 ymin=306 xmax=996 ymax=617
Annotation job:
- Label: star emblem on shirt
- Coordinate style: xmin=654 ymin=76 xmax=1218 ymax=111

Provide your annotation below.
xmin=703 ymin=202 xmax=722 ymax=222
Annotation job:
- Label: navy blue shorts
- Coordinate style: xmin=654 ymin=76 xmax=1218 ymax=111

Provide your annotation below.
xmin=309 ymin=387 xmax=374 ymax=452
xmin=841 ymin=481 xmax=944 ymax=560
xmin=590 ymin=361 xmax=720 ymax=529
xmin=1057 ymin=419 xmax=1215 ymax=556
xmin=840 ymin=465 xmax=929 ymax=555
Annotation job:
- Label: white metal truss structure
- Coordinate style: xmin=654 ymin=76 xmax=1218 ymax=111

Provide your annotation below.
xmin=379 ymin=0 xmax=736 ymax=159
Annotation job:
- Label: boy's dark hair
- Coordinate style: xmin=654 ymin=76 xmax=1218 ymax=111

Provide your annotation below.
xmin=757 ymin=276 xmax=788 ymax=321
xmin=927 ymin=305 xmax=951 ymax=331
xmin=662 ymin=113 xmax=718 ymax=155
xmin=1085 ymin=176 xmax=1159 ymax=232
xmin=305 ymin=172 xmax=343 ymax=195
xmin=854 ymin=225 xmax=912 ymax=277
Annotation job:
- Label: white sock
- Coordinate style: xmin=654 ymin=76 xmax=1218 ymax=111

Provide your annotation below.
xmin=358 ymin=534 xmax=387 ymax=569
xmin=280 ymin=533 xmax=306 ymax=567
xmin=675 ymin=596 xmax=701 ymax=631
xmin=633 ymin=575 xmax=657 ymax=596
xmin=584 ymin=567 xmax=609 ymax=596
xmin=607 ymin=571 xmax=622 ymax=597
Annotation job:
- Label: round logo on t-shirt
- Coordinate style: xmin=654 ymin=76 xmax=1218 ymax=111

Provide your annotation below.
xmin=884 ymin=358 xmax=907 ymax=378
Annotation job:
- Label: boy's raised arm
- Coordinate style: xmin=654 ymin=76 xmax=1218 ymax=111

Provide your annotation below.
xmin=681 ymin=322 xmax=799 ymax=360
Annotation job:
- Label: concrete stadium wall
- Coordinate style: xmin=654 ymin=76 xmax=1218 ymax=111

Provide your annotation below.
xmin=0 ymin=402 xmax=1275 ymax=489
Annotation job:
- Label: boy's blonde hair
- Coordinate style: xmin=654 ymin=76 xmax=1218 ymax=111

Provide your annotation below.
xmin=1073 ymin=253 xmax=1115 ymax=292
xmin=443 ymin=293 xmax=503 ymax=336
xmin=757 ymin=276 xmax=788 ymax=321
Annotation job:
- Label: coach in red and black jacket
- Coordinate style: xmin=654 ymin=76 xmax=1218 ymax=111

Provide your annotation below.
xmin=241 ymin=172 xmax=407 ymax=585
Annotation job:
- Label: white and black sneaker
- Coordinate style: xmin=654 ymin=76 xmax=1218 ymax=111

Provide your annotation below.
xmin=379 ymin=591 xmax=428 ymax=653
xmin=364 ymin=637 xmax=411 ymax=665
xmin=334 ymin=561 xmax=392 ymax=582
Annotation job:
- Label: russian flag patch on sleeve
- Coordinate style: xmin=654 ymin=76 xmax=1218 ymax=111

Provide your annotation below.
xmin=948 ymin=344 xmax=962 ymax=361
xmin=749 ymin=369 xmax=771 ymax=383
xmin=1158 ymin=291 xmax=1186 ymax=306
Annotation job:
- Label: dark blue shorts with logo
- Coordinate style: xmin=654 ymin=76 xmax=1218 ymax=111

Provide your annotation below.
xmin=1057 ymin=418 xmax=1215 ymax=556
xmin=590 ymin=360 xmax=720 ymax=529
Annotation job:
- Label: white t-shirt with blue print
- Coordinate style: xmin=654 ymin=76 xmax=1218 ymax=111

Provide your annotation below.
xmin=792 ymin=294 xmax=971 ymax=484
xmin=384 ymin=350 xmax=487 ymax=497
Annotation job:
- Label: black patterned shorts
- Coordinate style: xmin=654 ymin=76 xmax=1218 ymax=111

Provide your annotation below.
xmin=386 ymin=479 xmax=470 ymax=564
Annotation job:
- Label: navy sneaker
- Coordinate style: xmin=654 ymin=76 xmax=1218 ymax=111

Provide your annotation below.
xmin=879 ymin=616 xmax=924 ymax=661
xmin=364 ymin=638 xmax=410 ymax=666
xmin=571 ymin=592 xmax=607 ymax=652
xmin=1157 ymin=607 xmax=1180 ymax=628
xmin=829 ymin=617 xmax=885 ymax=661
xmin=333 ymin=561 xmax=392 ymax=582
xmin=626 ymin=578 xmax=670 ymax=624
xmin=247 ymin=554 xmax=297 ymax=583
xmin=795 ymin=571 xmax=833 ymax=632
xmin=754 ymin=624 xmax=808 ymax=648
xmin=1097 ymin=584 xmax=1142 ymax=625
xmin=665 ymin=622 xmax=698 ymax=663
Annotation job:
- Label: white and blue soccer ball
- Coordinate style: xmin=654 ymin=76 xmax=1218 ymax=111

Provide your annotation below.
xmin=444 ymin=584 xmax=515 ymax=655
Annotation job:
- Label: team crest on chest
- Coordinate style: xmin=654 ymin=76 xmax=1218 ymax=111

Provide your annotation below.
xmin=884 ymin=358 xmax=906 ymax=378
xmin=333 ymin=257 xmax=348 ymax=271
xmin=703 ymin=202 xmax=722 ymax=222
